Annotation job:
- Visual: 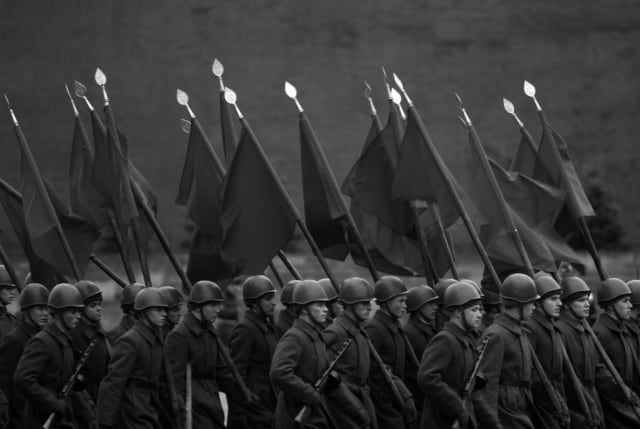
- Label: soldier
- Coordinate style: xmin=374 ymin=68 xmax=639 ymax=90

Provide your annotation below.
xmin=270 ymin=279 xmax=334 ymax=429
xmin=364 ymin=275 xmax=417 ymax=428
xmin=0 ymin=265 xmax=17 ymax=338
xmin=418 ymin=281 xmax=501 ymax=429
xmin=228 ymin=275 xmax=278 ymax=429
xmin=0 ymin=283 xmax=49 ymax=429
xmin=592 ymin=278 xmax=640 ymax=426
xmin=15 ymin=283 xmax=91 ymax=429
xmin=626 ymin=280 xmax=640 ymax=358
xmin=479 ymin=288 xmax=501 ymax=334
xmin=556 ymin=276 xmax=605 ymax=429
xmin=322 ymin=277 xmax=377 ymax=429
xmin=275 ymin=279 xmax=299 ymax=337
xmin=165 ymin=280 xmax=247 ymax=429
xmin=477 ymin=273 xmax=542 ymax=428
xmin=434 ymin=278 xmax=457 ymax=331
xmin=69 ymin=281 xmax=111 ymax=403
xmin=107 ymin=283 xmax=144 ymax=344
xmin=159 ymin=286 xmax=184 ymax=338
xmin=404 ymin=285 xmax=439 ymax=359
xmin=524 ymin=275 xmax=570 ymax=429
xmin=319 ymin=278 xmax=342 ymax=327
xmin=97 ymin=287 xmax=178 ymax=429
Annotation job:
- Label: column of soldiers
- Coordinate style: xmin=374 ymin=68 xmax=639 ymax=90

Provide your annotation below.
xmin=2 ymin=264 xmax=640 ymax=428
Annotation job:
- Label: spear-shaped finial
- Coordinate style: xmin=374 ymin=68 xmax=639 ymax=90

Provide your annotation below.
xmin=73 ymin=81 xmax=95 ymax=111
xmin=212 ymin=58 xmax=225 ymax=92
xmin=224 ymin=87 xmax=243 ymax=119
xmin=381 ymin=66 xmax=392 ymax=99
xmin=94 ymin=68 xmax=109 ymax=105
xmin=390 ymin=87 xmax=406 ymax=120
xmin=284 ymin=81 xmax=304 ymax=113
xmin=180 ymin=118 xmax=191 ymax=134
xmin=363 ymin=81 xmax=377 ymax=116
xmin=176 ymin=89 xmax=195 ymax=119
xmin=64 ymin=84 xmax=79 ymax=117
xmin=4 ymin=94 xmax=18 ymax=126
xmin=502 ymin=98 xmax=523 ymax=128
xmin=455 ymin=92 xmax=472 ymax=126
xmin=523 ymin=80 xmax=542 ymax=111
xmin=393 ymin=73 xmax=413 ymax=107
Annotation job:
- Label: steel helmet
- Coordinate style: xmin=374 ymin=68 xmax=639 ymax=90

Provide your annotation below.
xmin=280 ymin=280 xmax=300 ymax=306
xmin=461 ymin=279 xmax=484 ymax=298
xmin=48 ymin=283 xmax=84 ymax=310
xmin=500 ymin=274 xmax=539 ymax=305
xmin=159 ymin=286 xmax=184 ymax=307
xmin=406 ymin=286 xmax=439 ymax=312
xmin=435 ymin=278 xmax=457 ymax=299
xmin=19 ymin=283 xmax=49 ymax=310
xmin=560 ymin=277 xmax=591 ymax=302
xmin=318 ymin=278 xmax=339 ymax=301
xmin=188 ymin=281 xmax=223 ymax=305
xmin=292 ymin=280 xmax=328 ymax=305
xmin=121 ymin=283 xmax=145 ymax=307
xmin=75 ymin=280 xmax=102 ymax=304
xmin=242 ymin=275 xmax=276 ymax=301
xmin=135 ymin=288 xmax=168 ymax=311
xmin=340 ymin=277 xmax=373 ymax=305
xmin=597 ymin=278 xmax=631 ymax=307
xmin=0 ymin=265 xmax=15 ymax=289
xmin=374 ymin=276 xmax=408 ymax=303
xmin=534 ymin=276 xmax=562 ymax=300
xmin=627 ymin=280 xmax=640 ymax=306
xmin=444 ymin=281 xmax=482 ymax=309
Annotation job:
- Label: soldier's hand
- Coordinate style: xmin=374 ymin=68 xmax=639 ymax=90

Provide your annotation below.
xmin=629 ymin=390 xmax=640 ymax=408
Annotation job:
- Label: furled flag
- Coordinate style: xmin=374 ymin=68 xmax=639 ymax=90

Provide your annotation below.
xmin=218 ymin=122 xmax=296 ymax=276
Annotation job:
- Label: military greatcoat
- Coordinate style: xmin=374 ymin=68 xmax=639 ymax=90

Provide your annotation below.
xmin=106 ymin=314 xmax=135 ymax=345
xmin=275 ymin=307 xmax=296 ymax=337
xmin=69 ymin=317 xmax=111 ymax=402
xmin=0 ymin=306 xmax=16 ymax=339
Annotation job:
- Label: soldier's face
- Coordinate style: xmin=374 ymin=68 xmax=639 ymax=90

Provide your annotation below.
xmin=61 ymin=308 xmax=81 ymax=329
xmin=352 ymin=301 xmax=372 ymax=321
xmin=611 ymin=296 xmax=632 ymax=320
xmin=0 ymin=287 xmax=15 ymax=305
xmin=201 ymin=302 xmax=224 ymax=322
xmin=387 ymin=295 xmax=407 ymax=319
xmin=145 ymin=307 xmax=167 ymax=327
xmin=521 ymin=302 xmax=535 ymax=321
xmin=26 ymin=305 xmax=49 ymax=328
xmin=84 ymin=300 xmax=102 ymax=322
xmin=419 ymin=301 xmax=438 ymax=322
xmin=306 ymin=302 xmax=327 ymax=324
xmin=568 ymin=295 xmax=590 ymax=319
xmin=329 ymin=300 xmax=344 ymax=318
xmin=258 ymin=293 xmax=276 ymax=317
xmin=540 ymin=294 xmax=562 ymax=318
xmin=167 ymin=305 xmax=182 ymax=325
xmin=463 ymin=304 xmax=483 ymax=330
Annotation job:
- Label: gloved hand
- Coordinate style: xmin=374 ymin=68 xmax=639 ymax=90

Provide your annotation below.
xmin=325 ymin=370 xmax=341 ymax=392
xmin=629 ymin=390 xmax=640 ymax=408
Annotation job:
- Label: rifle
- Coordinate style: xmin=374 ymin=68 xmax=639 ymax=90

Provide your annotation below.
xmin=294 ymin=337 xmax=353 ymax=427
xmin=560 ymin=342 xmax=597 ymax=427
xmin=367 ymin=338 xmax=405 ymax=411
xmin=42 ymin=339 xmax=97 ymax=429
xmin=452 ymin=336 xmax=489 ymax=429
xmin=528 ymin=341 xmax=569 ymax=428
xmin=583 ymin=320 xmax=640 ymax=420
xmin=215 ymin=335 xmax=254 ymax=403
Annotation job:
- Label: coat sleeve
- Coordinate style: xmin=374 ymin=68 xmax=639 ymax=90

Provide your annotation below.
xmin=165 ymin=329 xmax=189 ymax=403
xmin=228 ymin=322 xmax=253 ymax=382
xmin=96 ymin=335 xmax=138 ymax=427
xmin=14 ymin=336 xmax=65 ymax=415
xmin=321 ymin=324 xmax=342 ymax=357
xmin=476 ymin=330 xmax=504 ymax=415
xmin=270 ymin=332 xmax=320 ymax=407
xmin=417 ymin=333 xmax=465 ymax=419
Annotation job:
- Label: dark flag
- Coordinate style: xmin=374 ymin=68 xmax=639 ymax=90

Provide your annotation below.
xmin=509 ymin=127 xmax=538 ymax=177
xmin=219 ymin=123 xmax=296 ymax=276
xmin=220 ymin=91 xmax=238 ymax=166
xmin=299 ymin=112 xmax=350 ymax=260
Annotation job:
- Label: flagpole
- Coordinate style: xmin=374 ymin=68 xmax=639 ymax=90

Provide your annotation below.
xmin=269 ymin=263 xmax=284 ymax=288
xmin=278 ymin=250 xmax=302 ymax=280
xmin=4 ymin=96 xmax=81 ymax=281
xmin=285 ymin=82 xmax=380 ymax=282
xmin=0 ymin=243 xmax=23 ymax=291
xmin=89 ymin=254 xmax=127 ymax=287
xmin=430 ymin=202 xmax=460 ymax=279
xmin=410 ymin=200 xmax=440 ymax=285
xmin=457 ymin=94 xmax=535 ymax=278
xmin=392 ymin=76 xmax=503 ymax=288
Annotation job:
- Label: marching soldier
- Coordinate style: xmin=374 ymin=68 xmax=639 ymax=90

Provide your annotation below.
xmin=418 ymin=281 xmax=501 ymax=429
xmin=479 ymin=288 xmax=501 ymax=334
xmin=97 ymin=287 xmax=178 ymax=429
xmin=107 ymin=283 xmax=144 ymax=344
xmin=364 ymin=275 xmax=417 ymax=428
xmin=319 ymin=278 xmax=342 ymax=327
xmin=477 ymin=273 xmax=543 ymax=428
xmin=0 ymin=283 xmax=49 ymax=429
xmin=0 ymin=265 xmax=17 ymax=338
xmin=524 ymin=275 xmax=570 ymax=429
xmin=69 ymin=281 xmax=111 ymax=403
xmin=15 ymin=283 xmax=91 ymax=429
xmin=228 ymin=275 xmax=278 ymax=429
xmin=275 ymin=279 xmax=299 ymax=337
xmin=434 ymin=278 xmax=457 ymax=331
xmin=270 ymin=279 xmax=334 ymax=429
xmin=626 ymin=280 xmax=640 ymax=358
xmin=322 ymin=277 xmax=377 ymax=429
xmin=159 ymin=286 xmax=184 ymax=338
xmin=404 ymin=285 xmax=439 ymax=359
xmin=165 ymin=280 xmax=247 ymax=429
xmin=592 ymin=278 xmax=640 ymax=426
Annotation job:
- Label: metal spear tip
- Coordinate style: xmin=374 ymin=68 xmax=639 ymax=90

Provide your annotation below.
xmin=176 ymin=89 xmax=189 ymax=106
xmin=391 ymin=87 xmax=402 ymax=105
xmin=381 ymin=66 xmax=388 ymax=80
xmin=212 ymin=58 xmax=224 ymax=77
xmin=523 ymin=80 xmax=536 ymax=97
xmin=3 ymin=94 xmax=10 ymax=108
xmin=363 ymin=81 xmax=372 ymax=98
xmin=180 ymin=118 xmax=191 ymax=134
xmin=503 ymin=98 xmax=515 ymax=114
xmin=94 ymin=68 xmax=107 ymax=86
xmin=224 ymin=87 xmax=237 ymax=104
xmin=73 ymin=81 xmax=87 ymax=97
xmin=454 ymin=92 xmax=464 ymax=107
xmin=284 ymin=81 xmax=297 ymax=98
xmin=457 ymin=116 xmax=468 ymax=127
xmin=392 ymin=73 xmax=404 ymax=91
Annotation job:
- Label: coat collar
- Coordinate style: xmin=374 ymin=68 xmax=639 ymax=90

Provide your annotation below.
xmin=559 ymin=311 xmax=585 ymax=332
xmin=292 ymin=318 xmax=323 ymax=339
xmin=494 ymin=313 xmax=524 ymax=336
xmin=408 ymin=314 xmax=435 ymax=335
xmin=132 ymin=320 xmax=163 ymax=344
xmin=531 ymin=308 xmax=558 ymax=332
xmin=442 ymin=321 xmax=472 ymax=348
xmin=184 ymin=312 xmax=215 ymax=336
xmin=43 ymin=321 xmax=72 ymax=346
xmin=374 ymin=309 xmax=400 ymax=333
xmin=78 ymin=317 xmax=107 ymax=338
xmin=245 ymin=309 xmax=271 ymax=333
xmin=335 ymin=311 xmax=362 ymax=335
xmin=598 ymin=312 xmax=627 ymax=333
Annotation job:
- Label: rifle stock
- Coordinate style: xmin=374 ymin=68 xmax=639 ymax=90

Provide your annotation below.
xmin=560 ymin=343 xmax=595 ymax=427
xmin=367 ymin=339 xmax=405 ymax=410
xmin=451 ymin=336 xmax=489 ymax=429
xmin=528 ymin=340 xmax=569 ymax=428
